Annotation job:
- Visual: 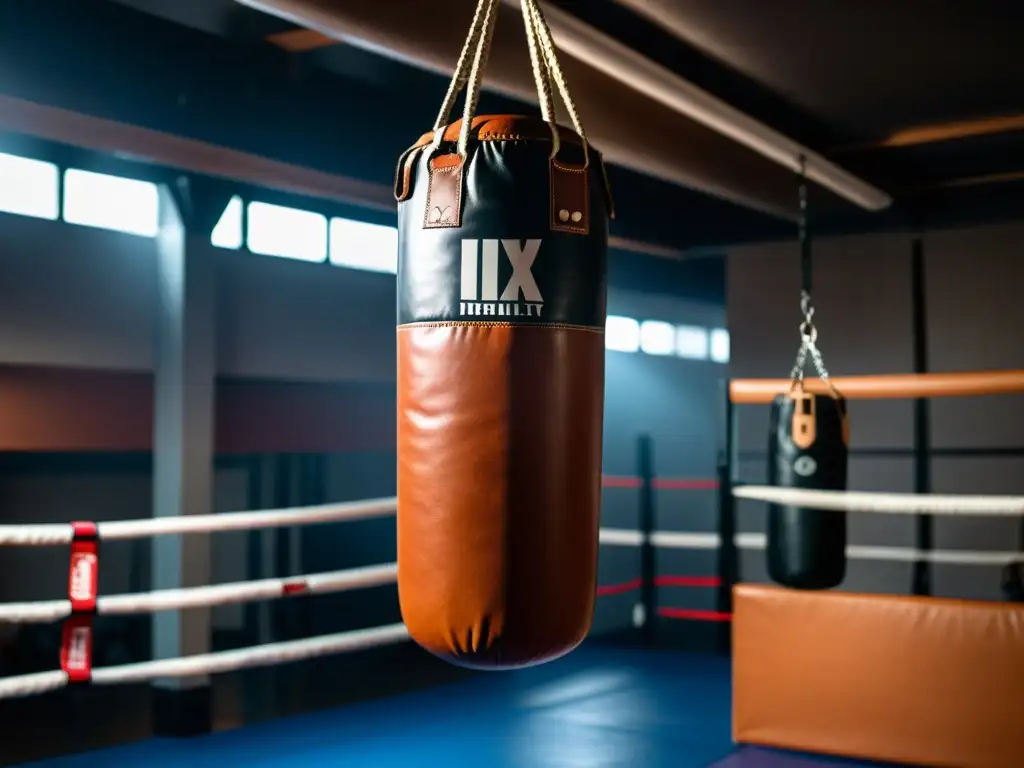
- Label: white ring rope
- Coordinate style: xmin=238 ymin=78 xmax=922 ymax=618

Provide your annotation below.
xmin=0 ymin=563 xmax=398 ymax=624
xmin=0 ymin=497 xmax=397 ymax=547
xmin=0 ymin=623 xmax=410 ymax=701
xmin=0 ymin=485 xmax=1015 ymax=702
xmin=599 ymin=528 xmax=1024 ymax=565
xmin=734 ymin=486 xmax=1024 ymax=516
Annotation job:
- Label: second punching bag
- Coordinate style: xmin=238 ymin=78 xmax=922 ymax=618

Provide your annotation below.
xmin=395 ymin=0 xmax=612 ymax=669
xmin=767 ymin=391 xmax=848 ymax=589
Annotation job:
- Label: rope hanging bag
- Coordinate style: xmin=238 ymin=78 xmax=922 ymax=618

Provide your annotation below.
xmin=766 ymin=169 xmax=849 ymax=590
xmin=394 ymin=0 xmax=614 ymax=669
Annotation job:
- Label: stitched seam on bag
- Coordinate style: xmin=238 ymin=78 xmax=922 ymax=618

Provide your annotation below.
xmin=398 ymin=321 xmax=603 ymax=332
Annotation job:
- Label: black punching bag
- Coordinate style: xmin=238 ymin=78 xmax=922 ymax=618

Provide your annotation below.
xmin=767 ymin=391 xmax=848 ymax=589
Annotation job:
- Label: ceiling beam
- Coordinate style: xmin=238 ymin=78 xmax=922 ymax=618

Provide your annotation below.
xmin=234 ymin=0 xmax=891 ymax=214
xmin=922 ymin=170 xmax=1024 ymax=190
xmin=265 ymin=28 xmax=336 ymax=52
xmin=0 ymin=95 xmax=689 ymax=261
xmin=0 ymin=94 xmax=396 ymax=210
xmin=844 ymin=114 xmax=1024 ymax=151
xmin=504 ymin=0 xmax=891 ymax=212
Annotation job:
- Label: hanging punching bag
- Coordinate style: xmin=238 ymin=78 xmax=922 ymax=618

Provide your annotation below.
xmin=766 ymin=390 xmax=848 ymax=589
xmin=394 ymin=0 xmax=612 ymax=669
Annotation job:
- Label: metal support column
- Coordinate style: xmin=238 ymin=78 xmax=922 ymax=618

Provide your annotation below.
xmin=910 ymin=236 xmax=933 ymax=597
xmin=716 ymin=384 xmax=738 ymax=653
xmin=637 ymin=434 xmax=656 ymax=646
xmin=150 ymin=178 xmax=230 ymax=737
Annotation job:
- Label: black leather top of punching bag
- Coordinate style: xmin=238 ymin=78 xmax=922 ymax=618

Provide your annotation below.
xmin=767 ymin=393 xmax=848 ymax=590
xmin=398 ymin=137 xmax=607 ymax=329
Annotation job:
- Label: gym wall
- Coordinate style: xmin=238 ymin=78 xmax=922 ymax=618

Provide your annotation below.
xmin=598 ymin=288 xmax=727 ymax=634
xmin=0 ymin=207 xmax=727 ymax=656
xmin=726 ymin=220 xmax=1024 ymax=600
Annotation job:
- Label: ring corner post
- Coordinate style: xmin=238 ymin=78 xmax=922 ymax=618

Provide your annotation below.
xmin=150 ymin=178 xmax=228 ymax=737
xmin=716 ymin=380 xmax=738 ymax=654
xmin=636 ymin=433 xmax=656 ymax=647
xmin=910 ymin=236 xmax=933 ymax=597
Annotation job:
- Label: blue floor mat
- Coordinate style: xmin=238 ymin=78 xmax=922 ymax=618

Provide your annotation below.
xmin=20 ymin=647 xmax=877 ymax=767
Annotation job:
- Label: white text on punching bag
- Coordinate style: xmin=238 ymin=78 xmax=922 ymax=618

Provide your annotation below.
xmin=459 ymin=239 xmax=543 ymax=317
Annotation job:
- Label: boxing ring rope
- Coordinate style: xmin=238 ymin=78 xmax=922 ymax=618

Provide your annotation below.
xmin=0 ymin=497 xmax=406 ymax=702
xmin=599 ymin=529 xmax=1024 ymax=565
xmin=720 ymin=367 xmax=1024 ymax=603
xmin=0 ymin=497 xmax=398 ymax=547
xmin=0 ymin=563 xmax=398 ymax=624
xmin=0 ymin=482 xmax=1019 ymax=702
xmin=733 ymin=486 xmax=1024 ymax=516
xmin=0 ymin=624 xmax=410 ymax=701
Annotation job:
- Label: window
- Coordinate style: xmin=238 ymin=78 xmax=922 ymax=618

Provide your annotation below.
xmin=211 ymin=195 xmax=244 ymax=249
xmin=639 ymin=320 xmax=675 ymax=356
xmin=675 ymin=325 xmax=709 ymax=360
xmin=710 ymin=328 xmax=730 ymax=363
xmin=63 ymin=169 xmax=159 ymax=236
xmin=329 ymin=217 xmax=398 ymax=273
xmin=605 ymin=315 xmax=640 ymax=352
xmin=0 ymin=152 xmax=59 ymax=220
xmin=246 ymin=201 xmax=327 ymax=262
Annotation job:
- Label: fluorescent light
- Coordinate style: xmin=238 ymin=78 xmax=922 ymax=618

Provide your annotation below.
xmin=329 ymin=217 xmax=398 ymax=273
xmin=640 ymin=320 xmax=676 ymax=356
xmin=606 ymin=316 xmax=640 ymax=352
xmin=0 ymin=152 xmax=58 ymax=220
xmin=63 ymin=169 xmax=159 ymax=236
xmin=676 ymin=325 xmax=709 ymax=360
xmin=247 ymin=201 xmax=327 ymax=262
xmin=710 ymin=328 xmax=730 ymax=364
xmin=211 ymin=195 xmax=244 ymax=249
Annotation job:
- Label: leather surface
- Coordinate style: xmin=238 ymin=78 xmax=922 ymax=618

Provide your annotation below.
xmin=397 ymin=116 xmax=609 ymax=669
xmin=550 ymin=159 xmax=590 ymax=235
xmin=733 ymin=584 xmax=1024 ymax=768
xmin=423 ymin=154 xmax=464 ymax=229
xmin=398 ymin=127 xmax=607 ymax=328
xmin=766 ymin=393 xmax=847 ymax=589
xmin=397 ymin=324 xmax=604 ymax=668
xmin=413 ymin=115 xmax=588 ymax=149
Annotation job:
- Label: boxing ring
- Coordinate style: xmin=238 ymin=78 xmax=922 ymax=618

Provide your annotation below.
xmin=721 ymin=369 xmax=1024 ymax=768
xmin=0 ymin=370 xmax=1021 ymax=767
xmin=0 ymin=494 xmax=737 ymax=767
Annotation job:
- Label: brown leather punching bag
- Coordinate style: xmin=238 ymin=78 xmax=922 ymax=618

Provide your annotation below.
xmin=395 ymin=0 xmax=613 ymax=669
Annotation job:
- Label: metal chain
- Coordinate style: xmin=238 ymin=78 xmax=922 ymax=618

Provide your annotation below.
xmin=788 ymin=154 xmax=839 ymax=399
xmin=788 ymin=288 xmax=839 ymax=398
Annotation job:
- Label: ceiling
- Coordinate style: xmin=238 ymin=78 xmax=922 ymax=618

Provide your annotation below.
xmin=55 ymin=0 xmax=1024 ymax=242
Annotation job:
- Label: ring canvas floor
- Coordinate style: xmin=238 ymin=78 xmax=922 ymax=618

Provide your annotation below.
xmin=20 ymin=647 xmax=895 ymax=767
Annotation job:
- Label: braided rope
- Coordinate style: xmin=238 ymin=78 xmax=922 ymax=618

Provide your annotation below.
xmin=0 ymin=497 xmax=396 ymax=547
xmin=522 ymin=0 xmax=589 ymax=147
xmin=0 ymin=563 xmax=397 ymax=624
xmin=521 ymin=0 xmax=555 ymax=123
xmin=0 ymin=624 xmax=410 ymax=701
xmin=457 ymin=0 xmax=502 ymax=158
xmin=433 ymin=0 xmax=495 ymax=132
xmin=433 ymin=0 xmax=590 ymax=160
xmin=734 ymin=486 xmax=1024 ymax=516
xmin=600 ymin=528 xmax=1024 ymax=565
